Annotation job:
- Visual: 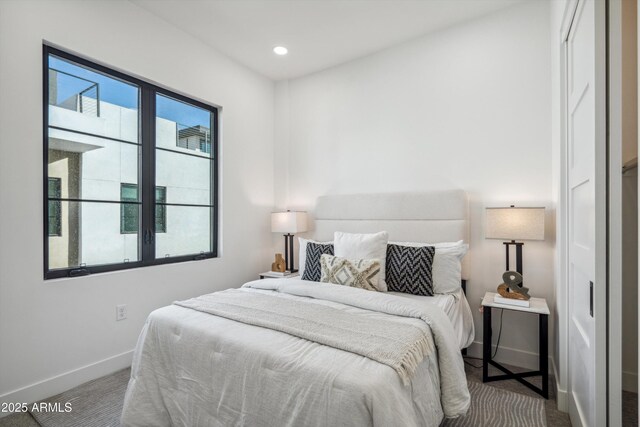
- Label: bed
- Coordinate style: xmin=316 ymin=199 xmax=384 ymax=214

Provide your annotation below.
xmin=121 ymin=191 xmax=473 ymax=427
xmin=388 ymin=288 xmax=474 ymax=351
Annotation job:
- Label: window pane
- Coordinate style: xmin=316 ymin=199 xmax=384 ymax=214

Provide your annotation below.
xmin=155 ymin=187 xmax=166 ymax=202
xmin=48 ymin=178 xmax=62 ymax=236
xmin=155 ymin=206 xmax=211 ymax=258
xmin=121 ymin=204 xmax=139 ymax=234
xmin=156 ymin=150 xmax=211 ymax=205
xmin=48 ymin=201 xmax=140 ymax=270
xmin=48 ymin=54 xmax=139 ymax=144
xmin=155 ymin=187 xmax=167 ymax=233
xmin=46 ymin=52 xmax=142 ymax=272
xmin=48 ymin=178 xmax=61 ymax=198
xmin=120 ymin=184 xmax=139 ymax=234
xmin=121 ymin=183 xmax=138 ymax=202
xmin=119 ymin=184 xmax=165 ymax=234
xmin=48 ymin=201 xmax=62 ymax=236
xmin=156 ymin=94 xmax=213 ymax=157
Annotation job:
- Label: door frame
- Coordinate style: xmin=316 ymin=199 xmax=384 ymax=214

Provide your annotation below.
xmin=559 ymin=0 xmax=609 ymax=426
xmin=608 ymin=0 xmax=624 ymax=426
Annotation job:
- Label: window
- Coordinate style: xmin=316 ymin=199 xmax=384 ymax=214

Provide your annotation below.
xmin=155 ymin=187 xmax=167 ymax=233
xmin=120 ymin=184 xmax=139 ymax=234
xmin=121 ymin=184 xmax=166 ymax=234
xmin=48 ymin=178 xmax=61 ymax=236
xmin=44 ymin=45 xmax=218 ymax=279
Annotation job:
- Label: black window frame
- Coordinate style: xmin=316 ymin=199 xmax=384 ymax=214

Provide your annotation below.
xmin=43 ymin=45 xmax=218 ymax=279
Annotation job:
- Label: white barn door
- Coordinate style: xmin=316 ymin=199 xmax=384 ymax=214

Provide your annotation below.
xmin=565 ymin=0 xmax=607 ymax=426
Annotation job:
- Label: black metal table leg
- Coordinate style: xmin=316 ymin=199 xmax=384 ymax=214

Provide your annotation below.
xmin=483 ymin=305 xmax=491 ymax=382
xmin=539 ymin=313 xmax=549 ymax=399
xmin=482 ymin=304 xmax=549 ymax=399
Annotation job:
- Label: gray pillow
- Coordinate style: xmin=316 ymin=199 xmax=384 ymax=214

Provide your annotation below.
xmin=386 ymin=244 xmax=436 ymax=296
xmin=301 ymin=242 xmax=334 ymax=282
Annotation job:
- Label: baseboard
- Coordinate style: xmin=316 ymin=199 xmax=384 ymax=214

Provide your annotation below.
xmin=552 ymin=357 xmax=569 ymax=412
xmin=622 ymin=370 xmax=638 ymax=393
xmin=569 ymin=393 xmax=586 ymax=427
xmin=0 ymin=350 xmax=133 ymax=417
xmin=466 ymin=340 xmax=553 ymax=371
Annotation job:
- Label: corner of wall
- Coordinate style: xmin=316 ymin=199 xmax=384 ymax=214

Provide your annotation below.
xmin=549 ymin=0 xmax=570 ymax=399
xmin=274 ymin=80 xmax=290 ymax=210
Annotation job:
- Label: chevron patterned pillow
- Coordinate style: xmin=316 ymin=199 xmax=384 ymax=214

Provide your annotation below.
xmin=386 ymin=244 xmax=436 ymax=296
xmin=301 ymin=242 xmax=334 ymax=282
xmin=319 ymin=254 xmax=381 ymax=291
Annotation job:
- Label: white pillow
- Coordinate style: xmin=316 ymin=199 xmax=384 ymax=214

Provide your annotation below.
xmin=334 ymin=231 xmax=389 ymax=292
xmin=391 ymin=240 xmax=468 ymax=294
xmin=298 ymin=237 xmax=332 ymax=278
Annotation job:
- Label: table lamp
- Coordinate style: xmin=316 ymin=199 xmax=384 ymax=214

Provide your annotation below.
xmin=485 ymin=205 xmax=545 ymax=288
xmin=271 ymin=211 xmax=308 ymax=273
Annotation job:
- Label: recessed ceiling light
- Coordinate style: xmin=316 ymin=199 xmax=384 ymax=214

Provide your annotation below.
xmin=273 ymin=46 xmax=288 ymax=56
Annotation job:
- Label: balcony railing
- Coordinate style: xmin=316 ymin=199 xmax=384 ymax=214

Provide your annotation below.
xmin=49 ymin=68 xmax=100 ymax=117
xmin=176 ymin=123 xmax=211 ymax=154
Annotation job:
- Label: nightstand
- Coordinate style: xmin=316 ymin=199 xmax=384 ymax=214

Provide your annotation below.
xmin=259 ymin=271 xmax=300 ymax=280
xmin=481 ymin=291 xmax=550 ymax=399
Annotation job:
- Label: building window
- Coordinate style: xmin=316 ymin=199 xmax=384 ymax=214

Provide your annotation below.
xmin=48 ymin=178 xmax=62 ymax=236
xmin=121 ymin=184 xmax=167 ymax=234
xmin=155 ymin=187 xmax=167 ymax=233
xmin=120 ymin=184 xmax=139 ymax=234
xmin=44 ymin=45 xmax=218 ymax=279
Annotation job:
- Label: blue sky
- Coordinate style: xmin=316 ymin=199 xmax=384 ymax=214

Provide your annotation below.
xmin=49 ymin=55 xmax=211 ymax=129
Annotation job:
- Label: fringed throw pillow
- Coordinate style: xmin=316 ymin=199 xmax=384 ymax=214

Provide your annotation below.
xmin=319 ymin=254 xmax=381 ymax=291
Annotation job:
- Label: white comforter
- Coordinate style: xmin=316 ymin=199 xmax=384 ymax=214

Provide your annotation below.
xmin=121 ymin=279 xmax=470 ymax=427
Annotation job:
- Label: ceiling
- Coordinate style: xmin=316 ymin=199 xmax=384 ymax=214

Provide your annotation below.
xmin=132 ymin=0 xmax=525 ymax=81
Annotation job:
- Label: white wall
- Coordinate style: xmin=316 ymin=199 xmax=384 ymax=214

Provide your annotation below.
xmin=275 ymin=1 xmax=554 ymax=369
xmin=0 ymin=0 xmax=275 ymax=404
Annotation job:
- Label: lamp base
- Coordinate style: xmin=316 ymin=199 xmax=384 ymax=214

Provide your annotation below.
xmin=503 ymin=240 xmax=524 ymax=276
xmin=283 ymin=233 xmax=296 ymax=272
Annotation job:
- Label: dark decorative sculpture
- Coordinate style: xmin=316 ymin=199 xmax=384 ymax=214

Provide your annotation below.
xmin=497 ymin=271 xmax=531 ymax=300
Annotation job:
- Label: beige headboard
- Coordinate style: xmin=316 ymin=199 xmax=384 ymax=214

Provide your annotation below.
xmin=309 ymin=190 xmax=469 ymax=244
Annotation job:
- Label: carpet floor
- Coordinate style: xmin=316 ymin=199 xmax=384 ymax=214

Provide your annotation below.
xmin=464 ymin=358 xmax=569 ymax=426
xmin=1 ymin=359 xmax=634 ymax=426
xmin=442 ymin=380 xmax=546 ymax=426
xmin=622 ymin=391 xmax=638 ymax=427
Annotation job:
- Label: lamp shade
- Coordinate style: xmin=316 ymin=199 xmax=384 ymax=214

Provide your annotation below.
xmin=271 ymin=211 xmax=308 ymax=233
xmin=485 ymin=207 xmax=545 ymax=241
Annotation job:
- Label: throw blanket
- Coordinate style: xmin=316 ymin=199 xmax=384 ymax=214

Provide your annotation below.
xmin=175 ymin=289 xmax=432 ymax=385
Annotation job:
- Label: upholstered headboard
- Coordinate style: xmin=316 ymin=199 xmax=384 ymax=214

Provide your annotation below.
xmin=303 ymin=191 xmax=469 ymax=281
xmin=309 ymin=191 xmax=468 ymax=243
